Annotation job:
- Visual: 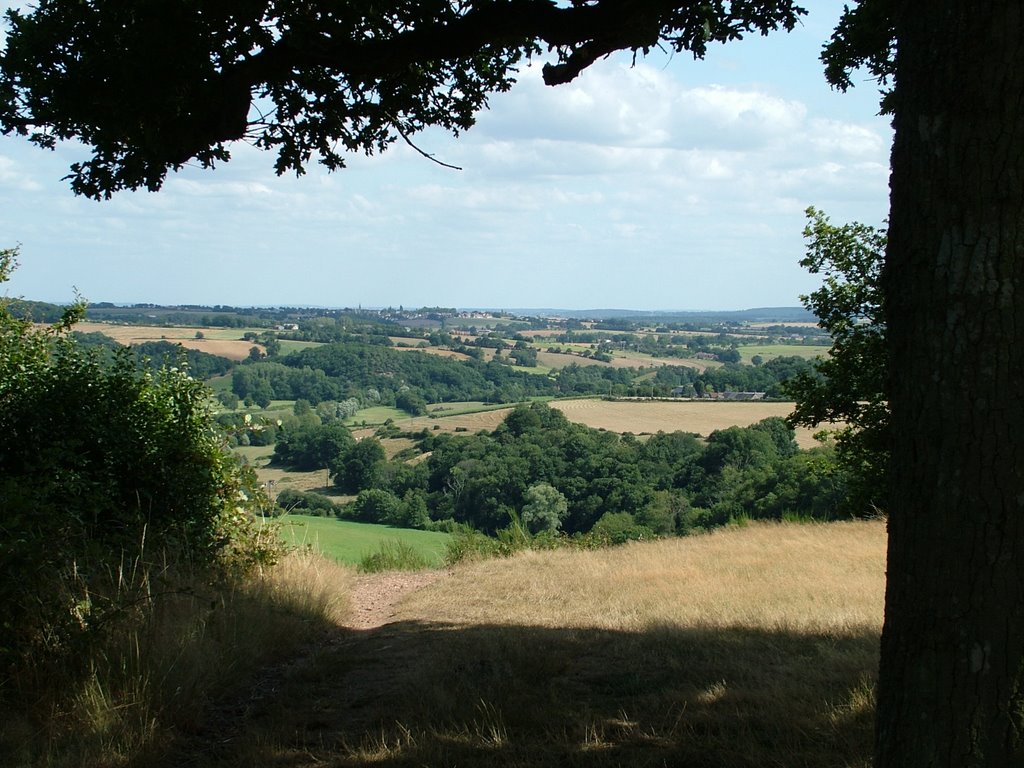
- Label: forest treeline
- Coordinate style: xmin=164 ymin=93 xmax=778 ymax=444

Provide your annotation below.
xmin=230 ymin=341 xmax=818 ymax=409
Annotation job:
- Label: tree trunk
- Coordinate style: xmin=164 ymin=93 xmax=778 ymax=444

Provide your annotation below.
xmin=877 ymin=1 xmax=1024 ymax=765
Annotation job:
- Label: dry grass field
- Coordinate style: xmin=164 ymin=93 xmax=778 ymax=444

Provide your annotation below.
xmin=535 ymin=350 xmax=610 ymax=369
xmin=393 ymin=346 xmax=473 ymax=361
xmin=412 ymin=399 xmax=821 ymax=446
xmin=74 ymin=322 xmax=258 ymax=360
xmin=191 ymin=520 xmax=884 ymax=767
xmin=551 ymin=398 xmax=820 ymax=447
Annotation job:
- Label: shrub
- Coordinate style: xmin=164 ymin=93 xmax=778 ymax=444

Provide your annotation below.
xmin=276 ymin=488 xmax=337 ymax=516
xmin=349 ymin=488 xmax=402 ymax=524
xmin=0 ymin=248 xmax=278 ymax=687
xmin=590 ymin=512 xmax=655 ymax=544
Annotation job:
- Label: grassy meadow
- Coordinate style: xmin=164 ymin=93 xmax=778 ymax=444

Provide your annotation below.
xmin=279 ymin=515 xmax=452 ymax=566
xmin=737 ymin=343 xmax=830 ymax=363
xmin=178 ymin=520 xmax=885 ymax=767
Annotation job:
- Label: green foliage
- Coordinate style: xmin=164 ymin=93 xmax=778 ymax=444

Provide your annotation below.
xmin=0 ymin=248 xmax=277 ymax=683
xmin=348 ymin=488 xmax=403 ymax=526
xmin=0 ymin=1 xmax=805 ymax=198
xmin=785 ymin=208 xmax=889 ymax=515
xmin=414 ymin=403 xmax=846 ymax=539
xmin=275 ymin=488 xmax=337 ymax=517
xmin=273 ymin=421 xmax=355 ymax=472
xmin=130 ymin=340 xmax=234 ymax=379
xmin=521 ymin=483 xmax=568 ymax=533
xmin=591 ymin=512 xmax=655 ymax=544
xmin=333 ymin=438 xmax=387 ymax=494
xmin=395 ymin=389 xmax=428 ymax=416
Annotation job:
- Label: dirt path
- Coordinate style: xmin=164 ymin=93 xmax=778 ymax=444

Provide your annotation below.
xmin=343 ymin=569 xmax=448 ymax=630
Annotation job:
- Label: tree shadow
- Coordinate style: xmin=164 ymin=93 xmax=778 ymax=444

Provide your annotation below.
xmin=166 ymin=618 xmax=877 ymax=768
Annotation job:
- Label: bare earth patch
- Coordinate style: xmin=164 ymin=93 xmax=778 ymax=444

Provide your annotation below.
xmin=344 ymin=570 xmax=448 ymax=630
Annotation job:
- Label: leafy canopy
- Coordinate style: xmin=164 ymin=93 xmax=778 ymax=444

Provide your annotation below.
xmin=1 ymin=0 xmax=807 ymax=199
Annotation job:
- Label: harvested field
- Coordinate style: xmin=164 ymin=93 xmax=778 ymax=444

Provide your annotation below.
xmin=535 ymin=351 xmax=609 ymax=368
xmin=608 ymin=352 xmax=714 ymax=371
xmin=74 ymin=322 xmax=257 ymax=360
xmin=406 ymin=408 xmax=516 ymax=434
xmin=392 ymin=346 xmax=472 ymax=360
xmin=407 ymin=399 xmax=822 ymax=448
xmin=551 ymin=398 xmax=821 ymax=447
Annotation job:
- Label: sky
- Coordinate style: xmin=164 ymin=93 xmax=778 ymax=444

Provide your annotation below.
xmin=0 ymin=2 xmax=892 ymax=311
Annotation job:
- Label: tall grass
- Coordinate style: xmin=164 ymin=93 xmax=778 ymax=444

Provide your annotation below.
xmin=211 ymin=520 xmax=887 ymax=767
xmin=0 ymin=551 xmax=353 ymax=767
xmin=358 ymin=540 xmax=431 ymax=573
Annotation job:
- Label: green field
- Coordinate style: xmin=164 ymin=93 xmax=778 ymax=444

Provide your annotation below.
xmin=345 ymin=405 xmax=407 ymax=425
xmin=277 ymin=339 xmax=323 ymax=354
xmin=427 ymin=400 xmax=519 ymax=417
xmin=277 ymin=515 xmax=452 ymax=566
xmin=737 ymin=344 xmax=830 ymax=363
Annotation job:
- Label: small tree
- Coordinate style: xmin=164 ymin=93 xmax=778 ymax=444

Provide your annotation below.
xmin=349 ymin=488 xmax=402 ymax=525
xmin=520 ymin=483 xmax=568 ymax=534
xmin=785 ymin=207 xmax=888 ymax=516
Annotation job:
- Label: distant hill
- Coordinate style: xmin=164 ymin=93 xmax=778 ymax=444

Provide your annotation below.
xmin=494 ymin=307 xmax=817 ymax=323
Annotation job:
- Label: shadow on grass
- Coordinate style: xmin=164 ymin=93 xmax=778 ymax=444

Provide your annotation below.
xmin=165 ymin=618 xmax=877 ymax=768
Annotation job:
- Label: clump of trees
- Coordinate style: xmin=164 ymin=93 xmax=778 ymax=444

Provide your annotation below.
xmin=319 ymin=402 xmax=850 ymax=537
xmin=231 ymin=339 xmax=816 ymax=409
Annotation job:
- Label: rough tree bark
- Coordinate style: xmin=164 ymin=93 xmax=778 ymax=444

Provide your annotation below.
xmin=877 ymin=1 xmax=1024 ymax=764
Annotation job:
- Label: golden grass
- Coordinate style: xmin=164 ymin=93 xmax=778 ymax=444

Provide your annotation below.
xmin=378 ymin=400 xmax=823 ymax=447
xmin=203 ymin=521 xmax=885 ymax=768
xmin=401 ymin=521 xmax=884 ymax=633
xmin=74 ymin=322 xmax=257 ymax=360
xmin=551 ymin=398 xmax=821 ymax=448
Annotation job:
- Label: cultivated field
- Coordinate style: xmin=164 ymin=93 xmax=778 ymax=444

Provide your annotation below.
xmin=609 ymin=349 xmax=717 ymax=371
xmin=737 ymin=343 xmax=830 ymax=363
xmin=280 ymin=515 xmax=451 ymax=566
xmin=552 ymin=398 xmax=820 ymax=446
xmin=391 ymin=398 xmax=822 ymax=446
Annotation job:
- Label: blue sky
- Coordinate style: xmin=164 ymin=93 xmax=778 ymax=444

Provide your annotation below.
xmin=0 ymin=2 xmax=891 ymax=311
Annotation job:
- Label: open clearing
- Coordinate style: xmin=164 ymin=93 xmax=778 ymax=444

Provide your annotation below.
xmin=181 ymin=520 xmax=883 ymax=767
xmin=737 ymin=343 xmax=831 ymax=362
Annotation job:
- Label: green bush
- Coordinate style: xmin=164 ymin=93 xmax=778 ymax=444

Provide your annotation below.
xmin=348 ymin=488 xmax=402 ymax=524
xmin=590 ymin=512 xmax=655 ymax=544
xmin=0 ymin=247 xmax=278 ymax=685
xmin=276 ymin=488 xmax=337 ymax=516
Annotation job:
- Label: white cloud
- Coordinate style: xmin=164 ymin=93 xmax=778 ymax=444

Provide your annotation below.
xmin=0 ymin=155 xmax=42 ymax=192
